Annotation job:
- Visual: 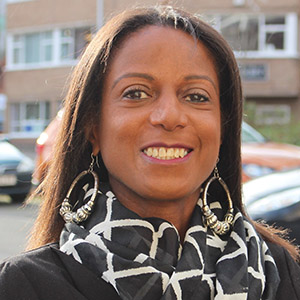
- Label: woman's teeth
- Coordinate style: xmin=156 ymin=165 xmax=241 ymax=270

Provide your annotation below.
xmin=143 ymin=147 xmax=188 ymax=160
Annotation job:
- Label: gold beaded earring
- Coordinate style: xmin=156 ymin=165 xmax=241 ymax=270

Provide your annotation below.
xmin=201 ymin=166 xmax=234 ymax=235
xmin=60 ymin=154 xmax=99 ymax=223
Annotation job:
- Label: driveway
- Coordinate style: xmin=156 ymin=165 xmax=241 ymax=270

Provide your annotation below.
xmin=0 ymin=197 xmax=38 ymax=262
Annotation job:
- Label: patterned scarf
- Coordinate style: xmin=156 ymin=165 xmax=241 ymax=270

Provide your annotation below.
xmin=59 ymin=182 xmax=280 ymax=300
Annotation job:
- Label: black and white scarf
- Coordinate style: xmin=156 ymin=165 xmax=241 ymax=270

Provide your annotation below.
xmin=59 ymin=182 xmax=280 ymax=299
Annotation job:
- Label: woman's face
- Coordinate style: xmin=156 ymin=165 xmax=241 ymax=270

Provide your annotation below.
xmin=91 ymin=25 xmax=221 ymax=210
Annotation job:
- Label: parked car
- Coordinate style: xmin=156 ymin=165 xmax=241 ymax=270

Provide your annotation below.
xmin=0 ymin=139 xmax=34 ymax=202
xmin=243 ymin=168 xmax=300 ymax=245
xmin=33 ymin=110 xmax=300 ymax=183
xmin=241 ymin=122 xmax=300 ymax=181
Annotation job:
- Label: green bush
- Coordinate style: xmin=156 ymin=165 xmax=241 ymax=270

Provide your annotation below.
xmin=257 ymin=122 xmax=300 ymax=146
xmin=243 ymin=102 xmax=300 ymax=146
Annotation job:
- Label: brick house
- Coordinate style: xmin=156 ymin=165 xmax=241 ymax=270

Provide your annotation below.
xmin=3 ymin=0 xmax=300 ymax=147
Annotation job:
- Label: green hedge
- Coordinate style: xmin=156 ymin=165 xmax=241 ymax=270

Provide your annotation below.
xmin=257 ymin=122 xmax=300 ymax=146
xmin=244 ymin=102 xmax=300 ymax=146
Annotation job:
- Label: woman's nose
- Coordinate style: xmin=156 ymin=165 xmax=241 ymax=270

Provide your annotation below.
xmin=149 ymin=92 xmax=188 ymax=131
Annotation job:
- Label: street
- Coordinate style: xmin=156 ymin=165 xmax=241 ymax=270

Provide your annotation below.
xmin=0 ymin=197 xmax=38 ymax=262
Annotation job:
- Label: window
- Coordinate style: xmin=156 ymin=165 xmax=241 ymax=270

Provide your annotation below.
xmin=60 ymin=27 xmax=91 ymax=61
xmin=10 ymin=102 xmax=50 ymax=135
xmin=239 ymin=64 xmax=268 ymax=81
xmin=255 ymin=105 xmax=291 ymax=125
xmin=12 ymin=35 xmax=22 ymax=64
xmin=264 ymin=16 xmax=285 ymax=51
xmin=11 ymin=31 xmax=53 ymax=65
xmin=213 ymin=13 xmax=297 ymax=58
xmin=7 ymin=26 xmax=92 ymax=70
xmin=220 ymin=15 xmax=259 ymax=51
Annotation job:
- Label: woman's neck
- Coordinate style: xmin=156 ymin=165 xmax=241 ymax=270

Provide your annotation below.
xmin=108 ymin=179 xmax=200 ymax=242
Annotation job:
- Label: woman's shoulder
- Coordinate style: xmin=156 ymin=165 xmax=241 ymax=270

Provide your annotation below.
xmin=0 ymin=243 xmax=72 ymax=286
xmin=0 ymin=243 xmax=77 ymax=299
xmin=266 ymin=241 xmax=300 ymax=300
xmin=0 ymin=243 xmax=120 ymax=300
xmin=1 ymin=243 xmax=60 ymax=270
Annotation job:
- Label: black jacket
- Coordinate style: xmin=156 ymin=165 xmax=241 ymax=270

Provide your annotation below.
xmin=0 ymin=243 xmax=299 ymax=300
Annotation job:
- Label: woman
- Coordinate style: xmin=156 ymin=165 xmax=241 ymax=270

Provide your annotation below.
xmin=1 ymin=6 xmax=299 ymax=300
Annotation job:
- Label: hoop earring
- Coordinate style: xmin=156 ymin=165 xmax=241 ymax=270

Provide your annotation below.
xmin=60 ymin=154 xmax=99 ymax=223
xmin=201 ymin=166 xmax=234 ymax=235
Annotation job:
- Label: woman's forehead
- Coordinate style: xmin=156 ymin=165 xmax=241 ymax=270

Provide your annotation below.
xmin=106 ymin=25 xmax=218 ymax=84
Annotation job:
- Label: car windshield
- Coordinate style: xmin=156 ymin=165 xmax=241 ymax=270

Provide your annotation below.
xmin=241 ymin=122 xmax=266 ymax=143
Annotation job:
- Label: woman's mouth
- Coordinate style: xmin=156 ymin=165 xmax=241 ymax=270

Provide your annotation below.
xmin=143 ymin=147 xmax=191 ymax=160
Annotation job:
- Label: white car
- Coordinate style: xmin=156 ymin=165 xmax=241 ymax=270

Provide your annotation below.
xmin=243 ymin=168 xmax=300 ymax=245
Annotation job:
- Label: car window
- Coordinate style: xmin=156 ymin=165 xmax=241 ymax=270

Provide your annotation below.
xmin=242 ymin=122 xmax=266 ymax=143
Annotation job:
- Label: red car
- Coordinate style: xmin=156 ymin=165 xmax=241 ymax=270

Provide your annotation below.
xmin=241 ymin=122 xmax=300 ymax=182
xmin=32 ymin=109 xmax=63 ymax=184
xmin=33 ymin=111 xmax=300 ymax=183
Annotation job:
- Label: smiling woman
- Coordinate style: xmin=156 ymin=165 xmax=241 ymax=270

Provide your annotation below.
xmin=89 ymin=26 xmax=221 ymax=237
xmin=1 ymin=5 xmax=300 ymax=300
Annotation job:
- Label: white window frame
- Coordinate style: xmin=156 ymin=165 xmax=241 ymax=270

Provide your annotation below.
xmin=214 ymin=13 xmax=298 ymax=58
xmin=6 ymin=25 xmax=92 ymax=71
xmin=7 ymin=31 xmax=56 ymax=69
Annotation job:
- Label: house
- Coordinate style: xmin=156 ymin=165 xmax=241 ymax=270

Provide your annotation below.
xmin=4 ymin=0 xmax=300 ymax=150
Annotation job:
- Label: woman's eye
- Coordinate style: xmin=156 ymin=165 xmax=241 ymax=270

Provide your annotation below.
xmin=184 ymin=93 xmax=209 ymax=103
xmin=123 ymin=89 xmax=149 ymax=100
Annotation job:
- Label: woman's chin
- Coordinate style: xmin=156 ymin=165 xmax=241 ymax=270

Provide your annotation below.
xmin=136 ymin=182 xmax=201 ymax=204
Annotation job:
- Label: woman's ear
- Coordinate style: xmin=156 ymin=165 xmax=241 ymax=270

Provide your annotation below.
xmin=85 ymin=125 xmax=100 ymax=156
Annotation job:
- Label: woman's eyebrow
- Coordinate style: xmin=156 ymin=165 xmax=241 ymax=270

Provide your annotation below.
xmin=184 ymin=75 xmax=218 ymax=93
xmin=112 ymin=73 xmax=155 ymax=89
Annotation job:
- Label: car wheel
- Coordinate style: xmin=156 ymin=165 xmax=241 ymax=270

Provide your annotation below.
xmin=10 ymin=194 xmax=28 ymax=203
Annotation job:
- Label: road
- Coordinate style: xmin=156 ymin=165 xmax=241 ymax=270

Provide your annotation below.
xmin=0 ymin=197 xmax=38 ymax=262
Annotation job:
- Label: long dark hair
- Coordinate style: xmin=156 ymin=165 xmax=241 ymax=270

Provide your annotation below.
xmin=28 ymin=6 xmax=299 ymax=260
